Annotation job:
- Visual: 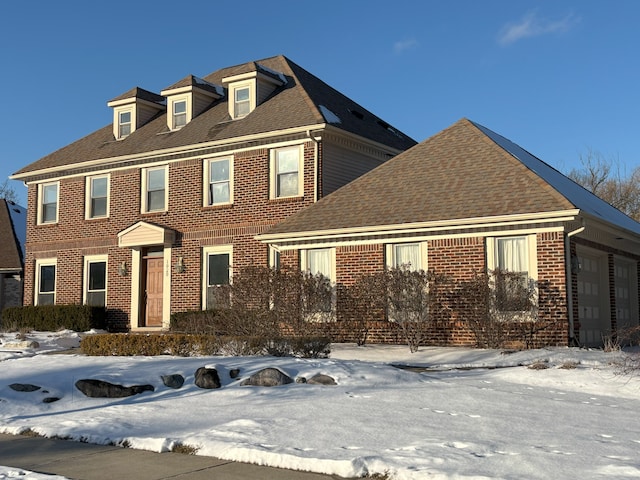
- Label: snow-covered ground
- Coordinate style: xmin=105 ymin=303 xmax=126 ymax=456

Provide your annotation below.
xmin=1 ymin=330 xmax=640 ymax=479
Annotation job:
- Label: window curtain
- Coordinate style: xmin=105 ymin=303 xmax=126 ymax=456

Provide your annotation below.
xmin=307 ymin=249 xmax=332 ymax=279
xmin=394 ymin=244 xmax=420 ymax=270
xmin=496 ymin=237 xmax=527 ymax=273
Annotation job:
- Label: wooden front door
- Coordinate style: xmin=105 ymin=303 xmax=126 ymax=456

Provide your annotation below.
xmin=144 ymin=257 xmax=164 ymax=327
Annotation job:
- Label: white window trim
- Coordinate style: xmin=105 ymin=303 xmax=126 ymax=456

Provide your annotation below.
xmin=169 ymin=96 xmax=190 ymax=130
xmin=230 ymin=80 xmax=255 ymax=119
xmin=270 ymin=145 xmax=304 ymax=199
xmin=486 ymin=234 xmax=538 ymax=316
xmin=37 ymin=181 xmax=60 ymax=225
xmin=116 ymin=108 xmax=133 ymax=139
xmin=35 ymin=258 xmax=57 ymax=306
xmin=83 ymin=255 xmax=108 ymax=306
xmin=385 ymin=242 xmax=428 ymax=271
xmin=203 ymin=156 xmax=233 ymax=207
xmin=300 ymin=247 xmax=337 ymax=319
xmin=141 ymin=165 xmax=169 ymax=213
xmin=85 ymin=174 xmax=110 ymax=220
xmin=269 ymin=246 xmax=281 ymax=270
xmin=486 ymin=234 xmax=538 ymax=281
xmin=202 ymin=245 xmax=233 ymax=310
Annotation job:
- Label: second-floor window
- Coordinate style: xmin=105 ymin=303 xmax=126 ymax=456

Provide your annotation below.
xmin=272 ymin=146 xmax=302 ymax=198
xmin=142 ymin=166 xmax=167 ymax=213
xmin=207 ymin=157 xmax=232 ymax=205
xmin=38 ymin=182 xmax=59 ymax=224
xmin=87 ymin=175 xmax=109 ymax=219
xmin=118 ymin=111 xmax=132 ymax=138
xmin=173 ymin=100 xmax=187 ymax=129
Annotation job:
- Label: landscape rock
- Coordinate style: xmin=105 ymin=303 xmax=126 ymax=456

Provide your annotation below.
xmin=296 ymin=377 xmax=307 ymax=384
xmin=9 ymin=383 xmax=41 ymax=392
xmin=75 ymin=379 xmax=154 ymax=398
xmin=229 ymin=368 xmax=241 ymax=379
xmin=161 ymin=374 xmax=185 ymax=389
xmin=194 ymin=367 xmax=221 ymax=389
xmin=240 ymin=368 xmax=293 ymax=387
xmin=307 ymin=374 xmax=337 ymax=385
xmin=4 ymin=340 xmax=40 ymax=349
xmin=43 ymin=397 xmax=60 ymax=403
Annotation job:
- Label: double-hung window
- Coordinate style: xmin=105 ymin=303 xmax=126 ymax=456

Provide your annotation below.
xmin=84 ymin=256 xmax=107 ymax=307
xmin=172 ymin=100 xmax=187 ymax=129
xmin=488 ymin=235 xmax=537 ymax=311
xmin=302 ymin=248 xmax=335 ymax=315
xmin=234 ymin=86 xmax=250 ymax=118
xmin=142 ymin=166 xmax=167 ymax=212
xmin=272 ymin=146 xmax=302 ymax=198
xmin=35 ymin=259 xmax=56 ymax=306
xmin=86 ymin=175 xmax=109 ymax=219
xmin=203 ymin=246 xmax=232 ymax=310
xmin=207 ymin=157 xmax=232 ymax=205
xmin=38 ymin=182 xmax=59 ymax=224
xmin=118 ymin=111 xmax=132 ymax=138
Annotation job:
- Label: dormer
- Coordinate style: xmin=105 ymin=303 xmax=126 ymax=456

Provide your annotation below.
xmin=222 ymin=63 xmax=286 ymax=119
xmin=107 ymin=88 xmax=165 ymax=140
xmin=160 ymin=75 xmax=224 ymax=131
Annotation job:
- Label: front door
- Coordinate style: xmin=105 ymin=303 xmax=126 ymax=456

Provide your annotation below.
xmin=144 ymin=256 xmax=164 ymax=327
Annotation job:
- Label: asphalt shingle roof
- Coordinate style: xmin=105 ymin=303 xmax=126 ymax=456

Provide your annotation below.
xmin=263 ymin=118 xmax=640 ymax=237
xmin=0 ymin=199 xmax=24 ymax=271
xmin=14 ymin=55 xmax=416 ymax=177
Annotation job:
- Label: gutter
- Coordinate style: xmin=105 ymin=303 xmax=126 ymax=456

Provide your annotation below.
xmin=565 ymin=219 xmax=586 ymax=345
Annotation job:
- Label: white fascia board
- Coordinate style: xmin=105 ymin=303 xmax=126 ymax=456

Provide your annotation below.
xmin=256 ymin=210 xmax=581 ymax=245
xmin=10 ymin=124 xmax=327 ymax=181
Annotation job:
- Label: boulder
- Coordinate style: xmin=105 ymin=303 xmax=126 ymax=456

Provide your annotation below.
xmin=229 ymin=368 xmax=241 ymax=379
xmin=43 ymin=397 xmax=60 ymax=403
xmin=161 ymin=374 xmax=185 ymax=389
xmin=240 ymin=368 xmax=293 ymax=387
xmin=75 ymin=379 xmax=154 ymax=398
xmin=9 ymin=383 xmax=41 ymax=392
xmin=194 ymin=367 xmax=221 ymax=389
xmin=307 ymin=373 xmax=337 ymax=385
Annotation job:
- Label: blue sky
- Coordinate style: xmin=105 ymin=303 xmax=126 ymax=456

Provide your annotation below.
xmin=1 ymin=0 xmax=638 ymax=208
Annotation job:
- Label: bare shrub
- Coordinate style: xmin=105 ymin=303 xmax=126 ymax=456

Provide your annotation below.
xmin=346 ymin=272 xmax=388 ymax=346
xmin=456 ymin=269 xmax=537 ymax=349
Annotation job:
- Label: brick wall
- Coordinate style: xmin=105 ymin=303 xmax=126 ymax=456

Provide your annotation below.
xmin=24 ymin=141 xmax=318 ymax=330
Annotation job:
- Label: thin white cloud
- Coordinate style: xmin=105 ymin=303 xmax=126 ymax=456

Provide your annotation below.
xmin=498 ymin=10 xmax=580 ymax=46
xmin=393 ymin=38 xmax=418 ymax=54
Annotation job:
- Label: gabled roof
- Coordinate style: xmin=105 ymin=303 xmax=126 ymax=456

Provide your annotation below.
xmin=13 ymin=55 xmax=416 ymax=178
xmin=260 ymin=118 xmax=640 ymax=239
xmin=108 ymin=87 xmax=166 ymax=106
xmin=0 ymin=199 xmax=25 ymax=271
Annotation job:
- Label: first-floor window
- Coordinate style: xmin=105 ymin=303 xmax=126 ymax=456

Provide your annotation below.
xmin=204 ymin=247 xmax=232 ymax=310
xmin=36 ymin=259 xmax=56 ymax=305
xmin=302 ymin=248 xmax=335 ymax=314
xmin=84 ymin=256 xmax=107 ymax=307
xmin=491 ymin=235 xmax=536 ymax=311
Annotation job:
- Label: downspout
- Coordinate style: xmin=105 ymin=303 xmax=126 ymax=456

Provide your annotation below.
xmin=307 ymin=130 xmax=320 ymax=202
xmin=565 ymin=220 xmax=585 ymax=345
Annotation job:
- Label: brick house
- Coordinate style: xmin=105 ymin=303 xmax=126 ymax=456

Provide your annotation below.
xmin=0 ymin=199 xmax=26 ymax=316
xmin=11 ymin=55 xmax=416 ymax=332
xmin=258 ymin=119 xmax=640 ymax=347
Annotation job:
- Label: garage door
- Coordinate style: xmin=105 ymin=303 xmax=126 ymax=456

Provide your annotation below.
xmin=577 ymin=253 xmax=609 ymax=347
xmin=614 ymin=258 xmax=638 ymax=334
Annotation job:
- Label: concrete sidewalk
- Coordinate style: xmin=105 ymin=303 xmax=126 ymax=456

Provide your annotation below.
xmin=0 ymin=434 xmax=344 ymax=480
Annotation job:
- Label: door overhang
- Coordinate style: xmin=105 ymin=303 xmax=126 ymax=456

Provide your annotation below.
xmin=118 ymin=221 xmax=175 ymax=248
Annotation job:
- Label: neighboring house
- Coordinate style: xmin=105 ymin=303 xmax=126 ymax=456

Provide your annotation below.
xmin=258 ymin=119 xmax=640 ymax=347
xmin=10 ymin=55 xmax=416 ymax=332
xmin=0 ymin=199 xmax=26 ymax=317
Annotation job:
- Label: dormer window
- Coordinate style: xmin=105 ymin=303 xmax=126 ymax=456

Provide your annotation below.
xmin=118 ymin=111 xmax=132 ymax=138
xmin=234 ymin=87 xmax=251 ymax=118
xmin=173 ymin=100 xmax=187 ymax=129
